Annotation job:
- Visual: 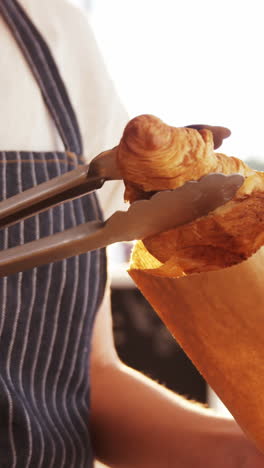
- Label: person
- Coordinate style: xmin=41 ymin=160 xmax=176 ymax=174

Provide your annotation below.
xmin=0 ymin=1 xmax=263 ymax=467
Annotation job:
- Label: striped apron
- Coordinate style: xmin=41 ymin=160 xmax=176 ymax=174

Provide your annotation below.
xmin=0 ymin=1 xmax=106 ymax=467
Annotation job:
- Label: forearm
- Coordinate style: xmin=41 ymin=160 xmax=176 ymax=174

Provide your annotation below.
xmin=90 ymin=361 xmax=247 ymax=468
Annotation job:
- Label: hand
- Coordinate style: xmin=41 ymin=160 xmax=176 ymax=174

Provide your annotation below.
xmin=185 ymin=123 xmax=231 ymax=149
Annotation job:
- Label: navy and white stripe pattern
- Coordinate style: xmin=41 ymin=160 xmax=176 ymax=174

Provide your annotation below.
xmin=0 ymin=2 xmax=107 ymax=467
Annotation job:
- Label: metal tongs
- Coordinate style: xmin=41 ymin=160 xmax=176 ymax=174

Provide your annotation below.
xmin=0 ymin=125 xmax=244 ymax=276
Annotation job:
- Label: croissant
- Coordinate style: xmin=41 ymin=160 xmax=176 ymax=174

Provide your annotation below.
xmin=116 ymin=114 xmax=264 ymax=275
xmin=116 ymin=116 xmax=264 ymax=455
xmin=116 ymin=114 xmax=254 ymax=202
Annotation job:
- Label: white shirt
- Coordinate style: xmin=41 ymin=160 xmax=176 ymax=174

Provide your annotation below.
xmin=0 ymin=0 xmax=129 ymax=216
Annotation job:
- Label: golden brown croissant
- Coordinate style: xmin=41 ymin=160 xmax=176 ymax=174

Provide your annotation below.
xmin=116 ymin=114 xmax=254 ymax=202
xmin=115 ymin=114 xmax=264 ymax=275
xmin=116 ymin=115 xmax=264 ymax=456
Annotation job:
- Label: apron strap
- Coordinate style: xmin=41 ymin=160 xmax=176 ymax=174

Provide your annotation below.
xmin=0 ymin=0 xmax=83 ymax=155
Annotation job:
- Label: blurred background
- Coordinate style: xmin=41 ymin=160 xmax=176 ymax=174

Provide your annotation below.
xmin=70 ymin=1 xmax=264 ymax=465
xmin=74 ymin=0 xmax=264 ymax=167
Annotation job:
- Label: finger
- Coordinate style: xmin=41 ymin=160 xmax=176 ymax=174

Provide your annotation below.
xmin=185 ymin=124 xmax=231 ymax=149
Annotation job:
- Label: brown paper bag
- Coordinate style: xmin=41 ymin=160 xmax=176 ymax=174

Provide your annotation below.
xmin=129 ymin=244 xmax=264 ymax=453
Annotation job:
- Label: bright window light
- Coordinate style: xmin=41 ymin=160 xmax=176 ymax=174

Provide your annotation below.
xmin=88 ymin=0 xmax=264 ymax=165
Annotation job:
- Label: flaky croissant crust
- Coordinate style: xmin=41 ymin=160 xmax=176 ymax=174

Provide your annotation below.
xmin=116 ymin=114 xmax=254 ymax=203
xmin=115 ymin=114 xmax=264 ymax=276
xmin=142 ymin=174 xmax=264 ymax=276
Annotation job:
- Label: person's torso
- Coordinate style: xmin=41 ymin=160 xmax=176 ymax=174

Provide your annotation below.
xmin=0 ymin=1 xmax=107 ymax=466
xmin=0 ymin=0 xmax=129 ymax=216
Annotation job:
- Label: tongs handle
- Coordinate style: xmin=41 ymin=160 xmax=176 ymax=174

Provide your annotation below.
xmin=0 ymin=164 xmax=104 ymax=229
xmin=0 ymin=220 xmax=105 ymax=277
